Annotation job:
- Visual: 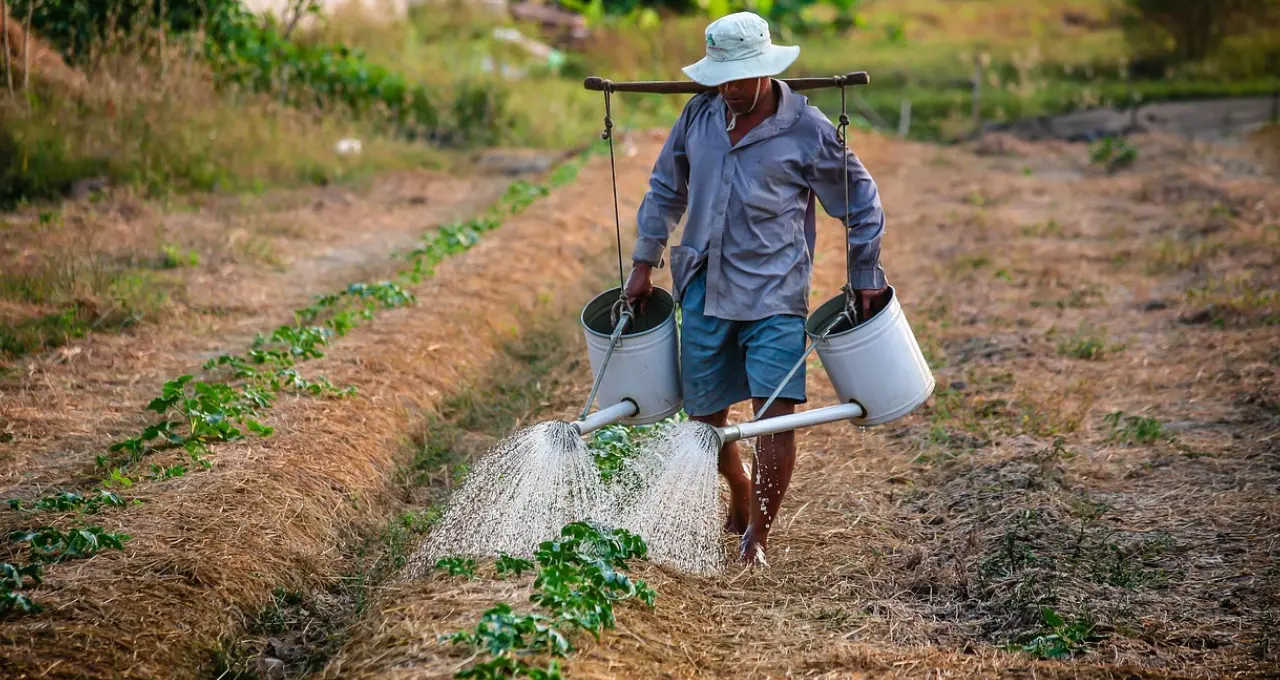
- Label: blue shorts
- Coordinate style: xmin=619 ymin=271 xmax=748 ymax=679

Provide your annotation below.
xmin=679 ymin=269 xmax=807 ymax=417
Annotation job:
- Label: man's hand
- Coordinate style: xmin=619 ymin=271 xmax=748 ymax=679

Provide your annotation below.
xmin=853 ymin=287 xmax=890 ymax=322
xmin=624 ymin=263 xmax=654 ymax=313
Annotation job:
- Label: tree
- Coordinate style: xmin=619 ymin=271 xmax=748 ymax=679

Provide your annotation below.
xmin=1119 ymin=0 xmax=1280 ymax=63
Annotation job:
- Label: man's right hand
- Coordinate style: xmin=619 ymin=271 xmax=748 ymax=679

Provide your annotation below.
xmin=624 ymin=263 xmax=654 ymax=313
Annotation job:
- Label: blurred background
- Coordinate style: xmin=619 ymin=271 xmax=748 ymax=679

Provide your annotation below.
xmin=2 ymin=0 xmax=1278 ymax=207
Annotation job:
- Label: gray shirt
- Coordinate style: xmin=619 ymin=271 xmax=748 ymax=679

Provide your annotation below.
xmin=632 ymin=80 xmax=886 ymax=322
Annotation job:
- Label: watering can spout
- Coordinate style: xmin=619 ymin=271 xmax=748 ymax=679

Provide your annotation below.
xmin=570 ymin=399 xmax=639 ymax=437
xmin=716 ymin=402 xmax=866 ymax=444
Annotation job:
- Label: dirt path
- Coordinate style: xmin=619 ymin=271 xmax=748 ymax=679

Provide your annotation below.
xmin=315 ymin=132 xmax=1279 ymax=679
xmin=0 ymin=165 xmax=536 ymax=490
xmin=0 ymin=141 xmax=656 ymax=678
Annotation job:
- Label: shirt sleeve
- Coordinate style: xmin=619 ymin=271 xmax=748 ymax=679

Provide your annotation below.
xmin=632 ymin=97 xmax=695 ymax=267
xmin=803 ymin=119 xmax=887 ymax=290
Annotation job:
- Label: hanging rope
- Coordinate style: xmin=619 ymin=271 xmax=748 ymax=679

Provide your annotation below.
xmin=601 ymin=83 xmax=628 ymax=306
xmin=836 ymin=82 xmax=859 ymax=327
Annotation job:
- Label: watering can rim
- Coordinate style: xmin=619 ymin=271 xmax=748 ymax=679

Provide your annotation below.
xmin=580 ymin=285 xmax=677 ymax=340
xmin=804 ymin=285 xmax=900 ymax=340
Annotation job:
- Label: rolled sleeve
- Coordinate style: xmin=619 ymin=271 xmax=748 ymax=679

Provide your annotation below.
xmin=804 ymin=121 xmax=887 ymax=289
xmin=632 ymin=98 xmax=695 ymax=266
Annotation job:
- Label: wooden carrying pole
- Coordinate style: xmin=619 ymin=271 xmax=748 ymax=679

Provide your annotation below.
xmin=584 ymin=71 xmax=869 ymax=94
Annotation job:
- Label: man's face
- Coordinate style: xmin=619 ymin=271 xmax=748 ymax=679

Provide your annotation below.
xmin=718 ymin=77 xmax=768 ymax=115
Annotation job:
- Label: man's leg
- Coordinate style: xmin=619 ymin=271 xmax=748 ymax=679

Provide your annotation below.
xmin=737 ymin=312 xmax=807 ymax=565
xmin=676 ymin=268 xmax=753 ymax=535
xmin=689 ymin=408 xmax=752 ymax=534
xmin=739 ymin=397 xmax=797 ymax=564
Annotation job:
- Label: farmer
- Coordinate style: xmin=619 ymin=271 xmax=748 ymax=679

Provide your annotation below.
xmin=623 ymin=11 xmax=889 ymax=565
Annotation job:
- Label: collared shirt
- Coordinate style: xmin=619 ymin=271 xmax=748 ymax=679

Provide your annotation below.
xmin=632 ymin=80 xmax=886 ymax=322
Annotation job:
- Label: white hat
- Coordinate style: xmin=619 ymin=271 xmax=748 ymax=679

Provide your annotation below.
xmin=682 ymin=12 xmax=800 ymax=87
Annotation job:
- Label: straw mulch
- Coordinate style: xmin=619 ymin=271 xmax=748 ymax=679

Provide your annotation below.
xmin=0 ymin=138 xmax=662 ymax=678
xmin=0 ymin=169 xmax=512 ymax=487
xmin=314 ymin=132 xmax=1280 ymax=679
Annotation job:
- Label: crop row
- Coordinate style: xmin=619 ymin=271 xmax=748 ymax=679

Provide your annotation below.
xmin=435 ymin=522 xmax=656 ymax=679
xmin=0 ymin=152 xmax=595 ymax=618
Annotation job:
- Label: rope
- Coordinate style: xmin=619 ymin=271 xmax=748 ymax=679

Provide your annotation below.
xmin=836 ymin=82 xmax=859 ymax=326
xmin=601 ymin=84 xmax=626 ymax=303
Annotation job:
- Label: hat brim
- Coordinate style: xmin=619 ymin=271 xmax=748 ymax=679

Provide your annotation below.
xmin=681 ymin=44 xmax=800 ymax=87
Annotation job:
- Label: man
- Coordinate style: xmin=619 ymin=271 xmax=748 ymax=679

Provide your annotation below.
xmin=623 ymin=12 xmax=889 ymax=566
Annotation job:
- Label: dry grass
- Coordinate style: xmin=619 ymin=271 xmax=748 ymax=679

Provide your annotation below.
xmin=301 ymin=131 xmax=1279 ymax=679
xmin=0 ymin=137 xmax=658 ymax=678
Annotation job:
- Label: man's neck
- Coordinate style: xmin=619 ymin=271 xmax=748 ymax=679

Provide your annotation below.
xmin=726 ymin=79 xmax=780 ymax=141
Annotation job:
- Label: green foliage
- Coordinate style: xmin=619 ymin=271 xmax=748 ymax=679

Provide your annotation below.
xmin=1 ymin=562 xmax=45 ymax=616
xmin=1056 ymin=325 xmax=1123 ymax=361
xmin=495 ymin=554 xmax=536 ymax=578
xmin=0 ymin=125 xmax=111 ymax=209
xmin=1015 ymin=606 xmax=1107 ymax=659
xmin=1104 ymin=411 xmax=1167 ymax=444
xmin=8 ymin=490 xmax=127 ymax=514
xmin=587 ymin=412 xmax=687 ymax=481
xmin=446 ymin=522 xmax=655 ymax=678
xmin=1089 ymin=137 xmax=1139 ymax=172
xmin=160 ymin=245 xmax=201 ymax=269
xmin=13 ymin=0 xmax=510 ymax=148
xmin=1117 ymin=0 xmax=1279 ymax=63
xmin=435 ymin=556 xmax=478 ymax=578
xmin=9 ymin=525 xmax=131 ymax=563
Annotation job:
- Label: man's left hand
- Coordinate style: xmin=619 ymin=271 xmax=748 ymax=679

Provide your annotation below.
xmin=854 ymin=287 xmax=890 ymax=322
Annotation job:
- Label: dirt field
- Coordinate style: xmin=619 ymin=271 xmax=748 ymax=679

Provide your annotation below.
xmin=1 ymin=126 xmax=1277 ymax=679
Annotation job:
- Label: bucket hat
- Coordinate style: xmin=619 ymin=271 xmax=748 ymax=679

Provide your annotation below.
xmin=682 ymin=12 xmax=800 ymax=87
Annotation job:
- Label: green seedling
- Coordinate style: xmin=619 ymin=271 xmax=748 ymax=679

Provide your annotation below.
xmin=1015 ymin=606 xmax=1106 ymax=659
xmin=0 ymin=562 xmax=45 ymax=616
xmin=456 ymin=656 xmax=564 ymax=680
xmin=447 ymin=522 xmax=655 ymax=679
xmin=446 ymin=603 xmax=570 ymax=658
xmin=10 ymin=525 xmax=131 ymax=563
xmin=435 ymin=556 xmax=477 ymax=578
xmin=8 ymin=490 xmax=126 ymax=514
xmin=495 ymin=554 xmax=535 ymax=578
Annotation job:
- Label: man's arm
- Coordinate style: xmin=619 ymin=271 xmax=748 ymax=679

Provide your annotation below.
xmin=625 ymin=97 xmax=695 ymax=307
xmin=632 ymin=98 xmax=694 ymax=267
xmin=803 ymin=118 xmax=888 ymax=317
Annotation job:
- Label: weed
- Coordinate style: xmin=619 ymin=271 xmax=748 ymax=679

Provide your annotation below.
xmin=1015 ymin=606 xmax=1106 ymax=659
xmin=1021 ymin=219 xmax=1064 ymax=238
xmin=982 ymin=510 xmax=1041 ymax=580
xmin=1089 ymin=137 xmax=1138 ymax=172
xmin=1104 ymin=411 xmax=1167 ymax=445
xmin=1147 ymin=236 xmax=1223 ymax=274
xmin=1057 ymin=325 xmax=1123 ymax=360
xmin=159 ymin=244 xmax=201 ymax=269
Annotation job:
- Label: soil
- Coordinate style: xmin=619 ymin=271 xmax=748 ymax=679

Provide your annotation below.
xmin=0 ymin=127 xmax=1277 ymax=679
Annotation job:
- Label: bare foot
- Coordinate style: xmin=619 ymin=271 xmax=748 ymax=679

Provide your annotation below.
xmin=724 ymin=503 xmax=749 ymax=535
xmin=738 ymin=527 xmax=769 ymax=566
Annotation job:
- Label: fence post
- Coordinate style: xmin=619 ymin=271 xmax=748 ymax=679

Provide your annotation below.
xmin=971 ymin=55 xmax=983 ymax=138
xmin=898 ymin=99 xmax=911 ymax=138
xmin=1272 ymin=89 xmax=1278 ymax=124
